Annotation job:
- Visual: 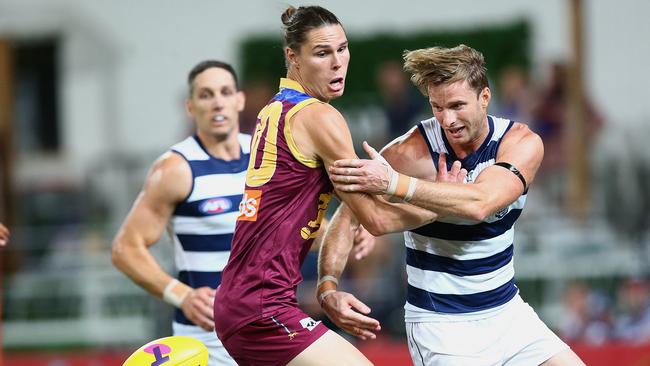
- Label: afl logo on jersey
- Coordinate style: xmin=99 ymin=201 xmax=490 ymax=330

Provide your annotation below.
xmin=200 ymin=198 xmax=232 ymax=214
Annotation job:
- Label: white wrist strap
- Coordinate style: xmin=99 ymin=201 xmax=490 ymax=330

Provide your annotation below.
xmin=404 ymin=177 xmax=418 ymax=202
xmin=317 ymin=275 xmax=339 ymax=287
xmin=386 ymin=169 xmax=400 ymax=195
xmin=163 ymin=279 xmax=191 ymax=308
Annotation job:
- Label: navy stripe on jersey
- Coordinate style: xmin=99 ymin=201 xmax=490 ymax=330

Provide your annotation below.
xmin=407 ymin=279 xmax=518 ymax=313
xmin=174 ymin=271 xmax=223 ymax=325
xmin=173 ymin=194 xmax=242 ymax=217
xmin=178 ymin=270 xmax=221 ymax=289
xmin=181 ymin=158 xmax=249 ymax=177
xmin=411 ymin=209 xmax=522 ymax=241
xmin=406 ymin=244 xmax=513 ymax=276
xmin=176 ymin=233 xmax=232 ymax=252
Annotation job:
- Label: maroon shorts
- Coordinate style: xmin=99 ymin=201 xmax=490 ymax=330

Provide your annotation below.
xmin=222 ymin=306 xmax=329 ymax=366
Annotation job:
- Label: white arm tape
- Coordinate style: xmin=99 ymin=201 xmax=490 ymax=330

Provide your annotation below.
xmin=163 ymin=279 xmax=191 ymax=308
xmin=404 ymin=177 xmax=418 ymax=202
xmin=385 ymin=169 xmax=399 ymax=195
xmin=317 ymin=275 xmax=339 ymax=287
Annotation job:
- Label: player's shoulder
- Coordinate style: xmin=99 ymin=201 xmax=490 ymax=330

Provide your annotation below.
xmin=499 ymin=121 xmax=544 ymax=161
xmin=380 ymin=126 xmax=435 ymax=179
xmin=296 ymin=101 xmax=342 ymax=123
xmin=504 ymin=121 xmax=542 ymax=146
xmin=382 ymin=126 xmax=430 ymax=164
xmin=293 ymin=102 xmax=349 ymax=139
xmin=149 ymin=150 xmax=192 ymax=186
xmin=141 ymin=151 xmax=192 ymax=202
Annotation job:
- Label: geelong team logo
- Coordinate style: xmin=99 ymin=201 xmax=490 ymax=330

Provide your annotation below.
xmin=238 ymin=190 xmax=262 ymax=221
xmin=200 ymin=198 xmax=232 ymax=214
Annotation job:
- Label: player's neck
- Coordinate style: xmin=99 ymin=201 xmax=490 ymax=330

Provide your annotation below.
xmin=196 ymin=130 xmax=241 ymax=161
xmin=448 ymin=119 xmax=490 ymax=159
xmin=286 ymin=70 xmax=328 ymax=102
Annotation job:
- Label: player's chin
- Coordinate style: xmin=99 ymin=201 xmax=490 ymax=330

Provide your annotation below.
xmin=328 ymin=89 xmax=345 ymax=101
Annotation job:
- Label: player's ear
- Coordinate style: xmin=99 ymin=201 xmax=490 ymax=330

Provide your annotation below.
xmin=480 ymin=87 xmax=491 ymax=109
xmin=285 ymin=47 xmax=299 ymax=68
xmin=236 ymin=90 xmax=246 ymax=113
xmin=185 ymin=98 xmax=194 ymax=118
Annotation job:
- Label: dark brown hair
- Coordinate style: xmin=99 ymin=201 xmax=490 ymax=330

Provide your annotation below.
xmin=281 ymin=5 xmax=341 ymax=51
xmin=187 ymin=60 xmax=239 ymax=95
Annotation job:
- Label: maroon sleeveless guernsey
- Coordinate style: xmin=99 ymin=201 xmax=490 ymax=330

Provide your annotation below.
xmin=214 ymin=78 xmax=333 ymax=341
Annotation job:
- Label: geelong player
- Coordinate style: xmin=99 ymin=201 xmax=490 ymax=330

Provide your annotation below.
xmin=112 ymin=60 xmax=247 ymax=365
xmin=323 ymin=45 xmax=586 ymax=365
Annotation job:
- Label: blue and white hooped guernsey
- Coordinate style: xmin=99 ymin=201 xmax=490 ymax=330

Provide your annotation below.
xmin=404 ymin=116 xmax=526 ymax=322
xmin=168 ymin=133 xmax=251 ymax=326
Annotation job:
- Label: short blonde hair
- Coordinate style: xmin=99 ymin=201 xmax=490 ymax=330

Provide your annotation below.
xmin=403 ymin=44 xmax=488 ymax=96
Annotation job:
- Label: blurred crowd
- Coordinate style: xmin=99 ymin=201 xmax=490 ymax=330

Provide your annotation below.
xmin=559 ymin=278 xmax=650 ymax=345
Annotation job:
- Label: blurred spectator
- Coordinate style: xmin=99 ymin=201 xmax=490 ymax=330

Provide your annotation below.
xmin=0 ymin=222 xmax=9 ymax=246
xmin=614 ymin=278 xmax=650 ymax=344
xmin=239 ymin=80 xmax=274 ymax=135
xmin=493 ymin=65 xmax=533 ymax=123
xmin=532 ymin=62 xmax=604 ymax=175
xmin=375 ymin=61 xmax=426 ymax=143
xmin=559 ymin=281 xmax=613 ymax=345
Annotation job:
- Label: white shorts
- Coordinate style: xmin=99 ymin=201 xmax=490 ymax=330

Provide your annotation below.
xmin=172 ymin=321 xmax=237 ymax=366
xmin=405 ymin=295 xmax=569 ymax=366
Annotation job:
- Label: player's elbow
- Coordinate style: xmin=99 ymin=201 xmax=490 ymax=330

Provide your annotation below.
xmin=111 ymin=239 xmax=128 ymax=271
xmin=467 ymin=206 xmax=491 ymax=222
xmin=464 ymin=199 xmax=498 ymax=222
xmin=357 ymin=214 xmax=391 ymax=236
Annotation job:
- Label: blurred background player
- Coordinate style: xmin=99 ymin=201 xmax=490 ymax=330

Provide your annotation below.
xmin=112 ymin=60 xmax=247 ymax=365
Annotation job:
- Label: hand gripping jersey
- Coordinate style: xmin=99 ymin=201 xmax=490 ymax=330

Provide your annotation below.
xmin=168 ymin=133 xmax=251 ymax=326
xmin=405 ymin=116 xmax=526 ymax=322
xmin=214 ymin=78 xmax=333 ymax=341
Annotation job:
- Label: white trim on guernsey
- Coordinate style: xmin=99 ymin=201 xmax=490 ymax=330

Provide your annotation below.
xmin=405 ymin=229 xmax=514 ymax=260
xmin=171 ymin=212 xmax=239 ymax=235
xmin=172 ymin=137 xmax=210 ymax=160
xmin=187 ymin=171 xmax=248 ymax=202
xmin=406 ymin=259 xmax=515 ymax=295
xmin=173 ymin=236 xmax=231 ymax=272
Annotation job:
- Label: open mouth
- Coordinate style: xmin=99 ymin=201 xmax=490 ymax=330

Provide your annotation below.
xmin=448 ymin=126 xmax=465 ymax=135
xmin=213 ymin=115 xmax=226 ymax=122
xmin=329 ymin=77 xmax=344 ymax=91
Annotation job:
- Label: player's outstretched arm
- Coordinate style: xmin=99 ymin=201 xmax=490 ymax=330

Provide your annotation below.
xmin=293 ymin=102 xmax=437 ymax=236
xmin=316 ymin=126 xmax=467 ymax=339
xmin=331 ymin=123 xmax=543 ymax=221
xmin=317 ymin=203 xmax=381 ymax=340
xmin=111 ymin=152 xmax=216 ymax=331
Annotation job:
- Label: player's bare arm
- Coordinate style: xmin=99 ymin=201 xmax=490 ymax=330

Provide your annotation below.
xmin=381 ymin=126 xmax=467 ymax=185
xmin=331 ymin=122 xmax=542 ymax=221
xmin=111 ymin=152 xmax=216 ymax=331
xmin=316 ymin=125 xmax=467 ymax=340
xmin=293 ymin=102 xmax=438 ymax=235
